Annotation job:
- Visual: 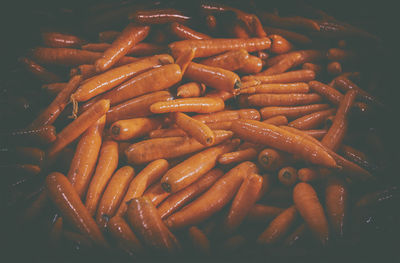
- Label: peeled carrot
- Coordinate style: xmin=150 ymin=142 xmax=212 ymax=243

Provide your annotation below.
xmin=302 ymin=62 xmax=322 ymax=75
xmin=11 ymin=147 xmax=45 ymax=165
xmin=325 ymin=177 xmax=348 ymax=237
xmin=242 ymin=69 xmax=316 ymax=83
xmin=269 ymin=34 xmax=293 ymax=54
xmin=67 ymin=116 xmax=105 ymax=197
xmin=193 ymin=109 xmax=260 ymax=123
xmin=85 ymin=140 xmax=119 ymax=216
xmin=278 ymin=166 xmax=298 ymax=187
xmin=260 ymin=104 xmax=330 ymax=119
xmin=49 ymin=216 xmax=63 ymax=244
xmin=293 ymin=182 xmax=329 ymax=245
xmin=200 ymin=49 xmax=250 ymax=71
xmin=239 ymin=83 xmax=309 ymax=94
xmin=339 ymin=145 xmax=375 ymax=172
xmin=175 ymin=48 xmax=195 ymax=74
xmin=177 ymin=82 xmax=206 ymax=98
xmin=129 ymin=8 xmax=191 ymax=24
xmin=237 ymin=55 xmax=263 ymax=74
xmin=107 ymin=216 xmax=144 ymax=255
xmin=248 ymin=93 xmax=322 ymax=107
xmin=264 ymin=26 xmax=312 ymax=45
xmin=170 ymin=22 xmax=211 ymax=40
xmin=188 ymin=226 xmax=211 ymax=255
xmin=149 ymin=128 xmax=188 ymax=138
xmin=96 ymin=166 xmax=135 ymax=229
xmin=303 ymin=129 xmax=327 ymax=140
xmin=246 ymin=204 xmax=284 ymax=222
xmin=110 ymin=117 xmax=162 ymax=141
xmin=83 ymin=42 xmax=165 ymax=56
xmin=19 ymin=57 xmax=61 ymax=83
xmin=218 ymin=147 xmax=259 ymax=165
xmin=42 ymin=31 xmax=84 ymax=48
xmin=262 ymin=115 xmax=289 ymax=126
xmin=150 ymin=97 xmax=225 ymax=114
xmin=143 ymin=181 xmax=171 ymax=206
xmin=289 ymin=108 xmax=337 ymax=130
xmin=45 ymin=172 xmax=108 ymax=247
xmin=258 ymin=148 xmax=293 ymax=171
xmin=173 ymin=112 xmax=215 ymax=146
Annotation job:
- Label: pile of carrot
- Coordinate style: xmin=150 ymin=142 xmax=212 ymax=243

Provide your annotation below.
xmin=2 ymin=0 xmax=398 ymax=260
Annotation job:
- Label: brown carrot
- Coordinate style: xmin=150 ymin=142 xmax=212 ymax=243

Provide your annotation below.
xmin=200 ymin=49 xmax=250 ymax=71
xmin=246 ymin=204 xmax=284 ymax=222
xmin=278 ymin=166 xmax=298 ymax=187
xmin=42 ymin=31 xmax=84 ymax=48
xmin=170 ymin=22 xmax=211 ymax=40
xmin=173 ymin=112 xmax=215 ymax=146
xmin=19 ymin=57 xmax=61 ymax=83
xmin=264 ymin=26 xmax=312 ymax=45
xmin=288 ymin=108 xmax=337 ymax=130
xmin=260 ymin=104 xmax=330 ymax=119
xmin=325 ymin=176 xmax=348 ymax=237
xmin=32 ymin=47 xmax=104 ymax=66
xmin=193 ymin=109 xmax=260 ymax=123
xmin=242 ymin=69 xmax=315 ymax=83
xmin=258 ymin=148 xmax=293 ymax=171
xmin=107 ymin=216 xmax=144 ymax=255
xmin=269 ymin=34 xmax=293 ymax=54
xmin=237 ymin=55 xmax=263 ymax=74
xmin=110 ymin=117 xmax=162 ymax=141
xmin=188 ymin=226 xmax=211 ymax=255
xmin=327 ymin=61 xmax=342 ymax=75
xmin=129 ymin=8 xmax=191 ymax=24
xmin=149 ymin=128 xmax=188 ymax=138
xmin=83 ymin=42 xmax=165 ymax=56
xmin=298 ymin=167 xmax=322 ymax=182
xmin=248 ymin=93 xmax=322 ymax=107
xmin=143 ymin=181 xmax=171 ymax=206
xmin=262 ymin=115 xmax=289 ymax=126
xmin=150 ymin=97 xmax=225 ymax=114
xmin=239 ymin=83 xmax=309 ymax=94
xmin=177 ymin=82 xmax=206 ymax=98
xmin=303 ymin=129 xmax=327 ymax=140
xmin=205 ymin=89 xmax=234 ymax=101
xmin=326 ymin=48 xmax=355 ymax=62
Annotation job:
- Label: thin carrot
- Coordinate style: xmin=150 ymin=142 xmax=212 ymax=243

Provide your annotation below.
xmin=45 ymin=172 xmax=108 ymax=247
xmin=278 ymin=166 xmax=298 ymax=187
xmin=42 ymin=82 xmax=67 ymax=96
xmin=205 ymin=89 xmax=234 ymax=101
xmin=237 ymin=55 xmax=263 ymax=74
xmin=107 ymin=216 xmax=144 ymax=255
xmin=173 ymin=112 xmax=215 ymax=146
xmin=242 ymin=69 xmax=316 ymax=83
xmin=129 ymin=8 xmax=191 ymax=24
xmin=258 ymin=148 xmax=293 ymax=171
xmin=19 ymin=57 xmax=61 ymax=83
xmin=239 ymin=83 xmax=310 ymax=94
xmin=241 ymin=80 xmax=261 ymax=88
xmin=218 ymin=147 xmax=259 ymax=165
xmin=110 ymin=117 xmax=162 ymax=141
xmin=188 ymin=226 xmax=211 ymax=255
xmin=260 ymin=104 xmax=330 ymax=119
xmin=149 ymin=128 xmax=188 ymax=138
xmin=246 ymin=204 xmax=284 ymax=222
xmin=42 ymin=31 xmax=84 ymax=48
xmin=193 ymin=109 xmax=260 ymax=123
xmin=269 ymin=34 xmax=293 ymax=54
xmin=325 ymin=176 xmax=348 ymax=238
xmin=339 ymin=145 xmax=376 ymax=172
xmin=289 ymin=108 xmax=337 ymax=130
xmin=263 ymin=115 xmax=289 ymax=126
xmin=150 ymin=97 xmax=225 ymax=114
xmin=264 ymin=26 xmax=312 ymax=45
xmin=0 ymin=125 xmax=57 ymax=146
xmin=177 ymin=82 xmax=206 ymax=98
xmin=81 ymin=42 xmax=111 ymax=52
xmin=200 ymin=49 xmax=250 ymax=71
xmin=248 ymin=93 xmax=322 ymax=107
xmin=293 ymin=182 xmax=329 ymax=245
xmin=143 ymin=181 xmax=171 ymax=206
xmin=170 ymin=22 xmax=211 ymax=40
xmin=327 ymin=61 xmax=342 ymax=75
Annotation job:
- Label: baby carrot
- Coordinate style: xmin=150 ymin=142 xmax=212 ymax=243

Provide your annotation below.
xmin=94 ymin=24 xmax=150 ymax=72
xmin=263 ymin=26 xmax=312 ymax=45
xmin=32 ymin=47 xmax=103 ymax=66
xmin=188 ymin=226 xmax=211 ymax=255
xmin=150 ymin=97 xmax=225 ymax=114
xmin=237 ymin=55 xmax=263 ymax=74
xmin=325 ymin=177 xmax=348 ymax=238
xmin=116 ymin=159 xmax=169 ymax=216
xmin=177 ymin=82 xmax=206 ymax=98
xmin=165 ymin=161 xmax=258 ymax=229
xmin=173 ymin=112 xmax=215 ymax=146
xmin=45 ymin=172 xmax=108 ymax=247
xmin=42 ymin=82 xmax=67 ymax=96
xmin=143 ymin=181 xmax=171 ymax=206
xmin=170 ymin=22 xmax=211 ymax=40
xmin=200 ymin=49 xmax=250 ymax=71
xmin=149 ymin=128 xmax=188 ymax=138
xmin=85 ymin=141 xmax=119 ymax=216
xmin=269 ymin=34 xmax=293 ymax=54
xmin=246 ymin=204 xmax=284 ymax=222
xmin=125 ymin=130 xmax=233 ymax=164
xmin=278 ymin=166 xmax=298 ymax=187
xmin=289 ymin=108 xmax=337 ymax=130
xmin=258 ymin=148 xmax=293 ymax=171
xmin=263 ymin=115 xmax=289 ymax=126
xmin=242 ymin=69 xmax=316 ymax=83
xmin=260 ymin=104 xmax=330 ymax=119
xmin=218 ymin=147 xmax=259 ymax=165
xmin=19 ymin=57 xmax=61 ymax=83
xmin=257 ymin=206 xmax=298 ymax=245
xmin=67 ymin=116 xmax=105 ymax=197
xmin=293 ymin=182 xmax=329 ymax=245
xmin=107 ymin=216 xmax=144 ymax=255
xmin=248 ymin=93 xmax=323 ymax=107
xmin=110 ymin=117 xmax=162 ymax=141
xmin=96 ymin=166 xmax=135 ymax=229
xmin=239 ymin=83 xmax=309 ymax=94
xmin=193 ymin=109 xmax=260 ymax=123
xmin=42 ymin=31 xmax=84 ymax=48
xmin=129 ymin=8 xmax=191 ymax=24
xmin=81 ymin=42 xmax=111 ymax=52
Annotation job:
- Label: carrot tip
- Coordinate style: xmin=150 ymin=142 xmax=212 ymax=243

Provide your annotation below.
xmin=282 ymin=171 xmax=292 ymax=180
xmin=261 ymin=156 xmax=269 ymax=165
xmin=111 ymin=125 xmax=120 ymax=136
xmin=234 ymin=80 xmax=242 ymax=90
xmin=161 ymin=182 xmax=172 ymax=193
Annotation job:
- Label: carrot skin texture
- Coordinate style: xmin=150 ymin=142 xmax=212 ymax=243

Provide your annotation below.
xmin=193 ymin=109 xmax=260 ymax=123
xmin=143 ymin=182 xmax=171 ymax=206
xmin=170 ymin=22 xmax=211 ymax=40
xmin=248 ymin=93 xmax=322 ymax=107
xmin=239 ymin=83 xmax=309 ymax=94
xmin=263 ymin=115 xmax=289 ymax=126
xmin=150 ymin=97 xmax=225 ymax=114
xmin=218 ymin=147 xmax=259 ymax=165
xmin=200 ymin=49 xmax=250 ymax=71
xmin=325 ymin=177 xmax=348 ymax=237
xmin=278 ymin=166 xmax=298 ymax=187
xmin=177 ymin=82 xmax=206 ymax=98
xmin=242 ymin=69 xmax=316 ymax=83
xmin=110 ymin=117 xmax=162 ymax=141
xmin=173 ymin=112 xmax=215 ymax=146
xmin=107 ymin=216 xmax=144 ymax=255
xmin=129 ymin=8 xmax=191 ymax=24
xmin=42 ymin=31 xmax=84 ymax=48
xmin=289 ymin=108 xmax=337 ymax=130
xmin=260 ymin=104 xmax=330 ymax=120
xmin=45 ymin=172 xmax=108 ymax=247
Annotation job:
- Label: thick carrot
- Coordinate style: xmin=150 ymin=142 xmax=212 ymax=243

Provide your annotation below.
xmin=246 ymin=204 xmax=284 ymax=222
xmin=200 ymin=49 xmax=250 ymax=71
xmin=260 ymin=13 xmax=320 ymax=31
xmin=184 ymin=62 xmax=241 ymax=92
xmin=193 ymin=109 xmax=260 ymax=123
xmin=177 ymin=82 xmax=206 ymax=98
xmin=85 ymin=141 xmax=119 ymax=216
xmin=45 ymin=172 xmax=108 ymax=247
xmin=257 ymin=206 xmax=298 ymax=245
xmin=303 ymin=129 xmax=327 ymax=140
xmin=165 ymin=161 xmax=258 ymax=229
xmin=116 ymin=159 xmax=169 ymax=216
xmin=42 ymin=82 xmax=67 ymax=96
xmin=107 ymin=216 xmax=144 ymax=255
xmin=42 ymin=31 xmax=84 ymax=48
xmin=218 ymin=147 xmax=259 ymax=165
xmin=239 ymin=83 xmax=309 ymax=94
xmin=289 ymin=108 xmax=337 ymax=130
xmin=173 ymin=112 xmax=215 ymax=146
xmin=32 ymin=47 xmax=103 ymax=66
xmin=129 ymin=8 xmax=191 ymax=24
xmin=224 ymin=173 xmax=263 ymax=233
xmin=161 ymin=139 xmax=238 ymax=193
xmin=188 ymin=226 xmax=211 ymax=255
xmin=269 ymin=34 xmax=293 ymax=54
xmin=94 ymin=24 xmax=150 ymax=72
xmin=72 ymin=54 xmax=173 ymax=103
xmin=325 ymin=176 xmax=348 ymax=237
xmin=293 ymin=182 xmax=329 ymax=245
xmin=19 ymin=57 xmax=61 ymax=83
xmin=81 ymin=42 xmax=111 ymax=52
xmin=263 ymin=115 xmax=289 ymax=126
xmin=169 ymin=37 xmax=271 ymax=58
xmin=284 ymin=222 xmax=308 ymax=247
xmin=149 ymin=128 xmax=188 ymax=138
xmin=237 ymin=55 xmax=263 ymax=74
xmin=170 ymin=22 xmax=211 ymax=40
xmin=125 ymin=130 xmax=233 ymax=164
xmin=0 ymin=125 xmax=57 ymax=146
xmin=298 ymin=167 xmax=322 ymax=182
xmin=258 ymin=148 xmax=293 ymax=171
xmin=231 ymin=120 xmax=337 ymax=168
xmin=47 ymin=99 xmax=109 ymax=159
xmin=248 ymin=93 xmax=322 ymax=107
xmin=110 ymin=117 xmax=162 ymax=141
xmin=96 ymin=166 xmax=135 ymax=229
xmin=106 ymin=91 xmax=174 ymax=125
xmin=264 ymin=26 xmax=312 ymax=45
xmin=126 ymin=197 xmax=181 ymax=254
xmin=143 ymin=181 xmax=171 ymax=206
xmin=150 ymin=97 xmax=225 ymax=114
xmin=260 ymin=104 xmax=330 ymax=119
xmin=157 ymin=169 xmax=223 ymax=219
xmin=67 ymin=116 xmax=105 ymax=197
xmin=241 ymin=69 xmax=316 ymax=83
xmin=327 ymin=61 xmax=342 ymax=75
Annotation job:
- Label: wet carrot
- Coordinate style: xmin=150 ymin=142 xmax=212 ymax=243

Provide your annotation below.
xmin=149 ymin=128 xmax=188 ymax=138
xmin=284 ymin=222 xmax=308 ymax=247
xmin=94 ymin=24 xmax=150 ymax=72
xmin=42 ymin=82 xmax=67 ymax=96
xmin=237 ymin=55 xmax=263 ymax=74
xmin=224 ymin=173 xmax=263 ymax=233
xmin=269 ymin=34 xmax=293 ymax=54
xmin=129 ymin=8 xmax=191 ymax=24
xmin=205 ymin=89 xmax=234 ymax=101
xmin=264 ymin=26 xmax=312 ymax=45
xmin=188 ymin=226 xmax=211 ymax=255
xmin=258 ymin=148 xmax=292 ymax=171
xmin=83 ymin=42 xmax=165 ymax=56
xmin=339 ymin=145 xmax=375 ymax=172
xmin=327 ymin=61 xmax=342 ymax=75
xmin=260 ymin=13 xmax=320 ymax=31
xmin=263 ymin=115 xmax=289 ymax=126
xmin=218 ymin=147 xmax=259 ymax=165
xmin=161 ymin=139 xmax=238 ymax=193
xmin=19 ymin=57 xmax=61 ymax=83
xmin=116 ymin=159 xmax=169 ymax=216
xmin=42 ymin=31 xmax=84 ymax=48
xmin=239 ymin=83 xmax=309 ymax=94
xmin=96 ymin=166 xmax=135 ymax=229
xmin=0 ymin=125 xmax=57 ymax=146
xmin=173 ymin=112 xmax=215 ymax=146
xmin=81 ymin=42 xmax=111 ymax=52
xmin=242 ymin=69 xmax=316 ymax=83
xmin=85 ymin=141 xmax=119 ymax=216
xmin=326 ymin=48 xmax=355 ymax=62
xmin=200 ymin=49 xmax=250 ymax=71
xmin=303 ymin=129 xmax=327 ymax=140
xmin=107 ymin=216 xmax=144 ymax=255
xmin=278 ymin=166 xmax=298 ymax=187
xmin=260 ymin=104 xmax=330 ymax=119
xmin=241 ymin=80 xmax=261 ymax=88
xmin=193 ymin=109 xmax=260 ymax=123
xmin=143 ymin=181 xmax=171 ymax=206
xmin=175 ymin=48 xmax=195 ymax=74
xmin=165 ymin=161 xmax=258 ymax=229
xmin=99 ymin=30 xmax=120 ymax=43
xmin=32 ymin=47 xmax=103 ymax=66
xmin=257 ymin=206 xmax=298 ymax=245
xmin=150 ymin=97 xmax=225 ymax=114
xmin=246 ymin=204 xmax=284 ymax=222
xmin=45 ymin=172 xmax=108 ymax=247
xmin=170 ymin=22 xmax=211 ymax=40
xmin=298 ymin=167 xmax=322 ymax=182
xmin=248 ymin=93 xmax=322 ymax=107
xmin=110 ymin=117 xmax=162 ymax=141
xmin=325 ymin=177 xmax=348 ymax=237
xmin=177 ymin=82 xmax=206 ymax=98
xmin=289 ymin=108 xmax=337 ymax=130
xmin=157 ymin=169 xmax=223 ymax=219
xmin=302 ymin=62 xmax=322 ymax=75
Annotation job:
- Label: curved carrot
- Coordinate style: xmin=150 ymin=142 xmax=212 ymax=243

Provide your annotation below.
xmin=143 ymin=181 xmax=171 ymax=206
xmin=110 ymin=117 xmax=162 ymax=141
xmin=248 ymin=93 xmax=322 ymax=107
xmin=293 ymin=182 xmax=329 ymax=245
xmin=193 ymin=109 xmax=260 ymax=123
xmin=0 ymin=125 xmax=57 ymax=146
xmin=264 ymin=26 xmax=312 ymax=45
xmin=289 ymin=108 xmax=337 ymax=130
xmin=32 ymin=47 xmax=103 ymax=66
xmin=260 ymin=104 xmax=330 ymax=119
xmin=325 ymin=177 xmax=348 ymax=237
xmin=81 ymin=42 xmax=111 ymax=52
xmin=42 ymin=82 xmax=67 ymax=95
xmin=150 ymin=97 xmax=224 ymax=114
xmin=96 ymin=166 xmax=135 ymax=229
xmin=278 ymin=166 xmax=298 ymax=187
xmin=327 ymin=61 xmax=342 ymax=75
xmin=258 ymin=148 xmax=293 ymax=171
xmin=19 ymin=57 xmax=61 ymax=83
xmin=237 ymin=55 xmax=263 ymax=74
xmin=170 ymin=22 xmax=211 ymax=40
xmin=149 ymin=128 xmax=188 ymax=138
xmin=242 ymin=69 xmax=316 ymax=83
xmin=269 ymin=34 xmax=293 ymax=54
xmin=129 ymin=8 xmax=191 ymax=24
xmin=188 ymin=226 xmax=211 ymax=255
xmin=263 ymin=115 xmax=289 ymax=126
xmin=45 ymin=172 xmax=108 ymax=247
xmin=116 ymin=159 xmax=169 ymax=216
xmin=42 ymin=31 xmax=84 ymax=48
xmin=239 ymin=83 xmax=309 ymax=94
xmin=177 ymin=82 xmax=206 ymax=98
xmin=67 ymin=116 xmax=105 ymax=197
xmin=173 ymin=112 xmax=215 ymax=146
xmin=200 ymin=49 xmax=249 ymax=71
xmin=246 ymin=204 xmax=284 ymax=222
xmin=107 ymin=216 xmax=144 ymax=255
xmin=94 ymin=24 xmax=150 ymax=72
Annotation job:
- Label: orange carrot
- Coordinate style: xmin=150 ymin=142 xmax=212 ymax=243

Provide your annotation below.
xmin=303 ymin=129 xmax=327 ymax=140
xmin=242 ymin=69 xmax=316 ymax=83
xmin=110 ymin=117 xmax=162 ymax=141
xmin=107 ymin=216 xmax=144 ymax=255
xmin=0 ymin=125 xmax=57 ymax=146
xmin=237 ymin=55 xmax=263 ymax=74
xmin=325 ymin=176 xmax=348 ymax=237
xmin=298 ymin=167 xmax=322 ymax=182
xmin=258 ymin=148 xmax=293 ymax=171
xmin=248 ymin=93 xmax=322 ymax=107
xmin=264 ymin=26 xmax=312 ymax=45
xmin=41 ymin=82 xmax=67 ymax=95
xmin=327 ymin=61 xmax=342 ymax=75
xmin=239 ymin=82 xmax=309 ymax=94
xmin=218 ymin=147 xmax=259 ymax=165
xmin=260 ymin=104 xmax=330 ymax=119
xmin=193 ymin=109 xmax=260 ymax=123
xmin=19 ymin=57 xmax=61 ymax=83
xmin=129 ymin=8 xmax=191 ymax=24
xmin=173 ymin=112 xmax=215 ymax=146
xmin=269 ymin=34 xmax=293 ymax=54
xmin=42 ymin=31 xmax=84 ymax=48
xmin=143 ymin=181 xmax=171 ymax=206
xmin=278 ymin=166 xmax=298 ymax=187
xmin=150 ymin=97 xmax=225 ymax=114
xmin=149 ymin=128 xmax=188 ymax=138
xmin=205 ymin=89 xmax=234 ymax=101
xmin=200 ymin=49 xmax=250 ymax=71
xmin=188 ymin=226 xmax=211 ymax=255
xmin=293 ymin=182 xmax=329 ymax=245
xmin=302 ymin=62 xmax=322 ymax=75
xmin=175 ymin=48 xmax=195 ymax=74
xmin=262 ymin=115 xmax=289 ymax=126
xmin=246 ymin=204 xmax=284 ymax=222
xmin=289 ymin=108 xmax=337 ymax=130
xmin=177 ymin=82 xmax=206 ymax=98
xmin=170 ymin=22 xmax=211 ymax=40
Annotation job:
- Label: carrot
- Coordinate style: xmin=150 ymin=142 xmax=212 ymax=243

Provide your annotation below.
xmin=278 ymin=166 xmax=298 ymax=187
xmin=327 ymin=61 xmax=342 ymax=75
xmin=293 ymin=182 xmax=329 ymax=245
xmin=94 ymin=24 xmax=150 ymax=72
xmin=42 ymin=31 xmax=84 ymax=48
xmin=157 ymin=169 xmax=223 ymax=219
xmin=72 ymin=54 xmax=173 ymax=103
xmin=339 ymin=145 xmax=376 ymax=172
xmin=242 ymin=70 xmax=316 ymax=85
xmin=126 ymin=197 xmax=181 ymax=254
xmin=173 ymin=112 xmax=215 ymax=146
xmin=298 ymin=167 xmax=322 ymax=182
xmin=150 ymin=97 xmax=225 ymax=114
xmin=284 ymin=222 xmax=308 ymax=247
xmin=184 ymin=62 xmax=241 ymax=92
xmin=47 ymin=99 xmax=109 ymax=159
xmin=45 ymin=172 xmax=108 ymax=247
xmin=193 ymin=109 xmax=260 ymax=123
xmin=170 ymin=22 xmax=211 ymax=40
xmin=241 ymin=80 xmax=261 ymax=88
xmin=269 ymin=34 xmax=293 ymax=54
xmin=83 ymin=42 xmax=165 ymax=56
xmin=231 ymin=120 xmax=337 ymax=168
xmin=260 ymin=104 xmax=330 ymax=119
xmin=264 ymin=26 xmax=312 ymax=45
xmin=129 ymin=8 xmax=191 ymax=24
xmin=42 ymin=82 xmax=67 ymax=96
xmin=218 ymin=147 xmax=259 ymax=165
xmin=177 ymin=82 xmax=206 ymax=98
xmin=110 ymin=117 xmax=162 ymax=141
xmin=200 ymin=49 xmax=249 ymax=71
xmin=246 ymin=204 xmax=284 ymax=222
xmin=149 ymin=128 xmax=188 ymax=138
xmin=205 ymin=89 xmax=234 ymax=101
xmin=96 ymin=166 xmax=135 ymax=229
xmin=165 ymin=161 xmax=258 ymax=229
xmin=32 ymin=47 xmax=103 ymax=66
xmin=99 ymin=30 xmax=121 ymax=43
xmin=175 ymin=49 xmax=195 ymax=75
xmin=116 ymin=159 xmax=169 ymax=216
xmin=231 ymin=21 xmax=251 ymax=38
xmin=169 ymin=37 xmax=271 ymax=58
xmin=106 ymin=91 xmax=174 ymax=125
xmin=258 ymin=148 xmax=293 ymax=171
xmin=30 ymin=75 xmax=82 ymax=128
xmin=67 ymin=116 xmax=105 ymax=197
xmin=259 ymin=13 xmax=320 ymax=31
xmin=326 ymin=48 xmax=355 ymax=62
xmin=302 ymin=63 xmax=322 ymax=75
xmin=257 ymin=206 xmax=298 ymax=245
xmin=288 ymin=108 xmax=337 ymax=130
xmin=161 ymin=139 xmax=238 ymax=193
xmin=188 ymin=226 xmax=211 ymax=255
xmin=143 ymin=181 xmax=171 ymax=206
xmin=263 ymin=115 xmax=289 ymax=126
xmin=125 ymin=130 xmax=233 ymax=164
xmin=81 ymin=42 xmax=111 ymax=52
xmin=248 ymin=93 xmax=322 ymax=107
xmin=325 ymin=177 xmax=348 ymax=238
xmin=224 ymin=173 xmax=263 ymax=233
xmin=107 ymin=216 xmax=144 ymax=255
xmin=19 ymin=57 xmax=61 ymax=83
xmin=239 ymin=83 xmax=309 ymax=94
xmin=0 ymin=125 xmax=57 ymax=146
xmin=237 ymin=55 xmax=263 ymax=74
xmin=303 ymin=129 xmax=327 ymax=140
